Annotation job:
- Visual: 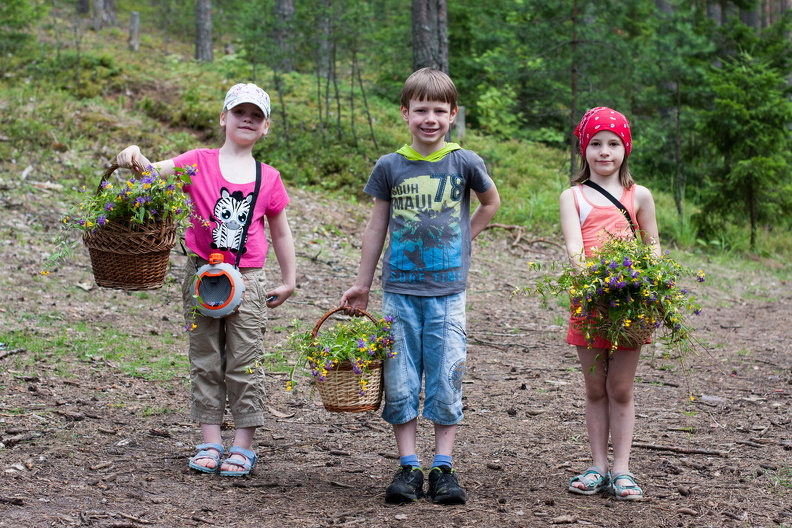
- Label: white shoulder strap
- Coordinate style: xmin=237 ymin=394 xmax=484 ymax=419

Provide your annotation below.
xmin=572 ymin=185 xmax=592 ymax=226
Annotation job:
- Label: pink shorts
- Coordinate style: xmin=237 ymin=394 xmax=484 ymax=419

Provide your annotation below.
xmin=566 ymin=313 xmax=650 ymax=351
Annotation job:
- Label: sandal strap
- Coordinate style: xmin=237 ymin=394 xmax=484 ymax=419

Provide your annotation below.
xmin=610 ymin=472 xmax=643 ymax=496
xmin=570 ymin=466 xmax=607 ymax=487
xmin=584 ymin=466 xmax=606 ymax=477
xmin=195 ymin=442 xmax=224 ymax=454
xmin=223 ymin=446 xmax=257 ymax=470
xmin=227 ymin=446 xmax=257 ymax=462
xmin=611 ymin=471 xmax=636 ymax=482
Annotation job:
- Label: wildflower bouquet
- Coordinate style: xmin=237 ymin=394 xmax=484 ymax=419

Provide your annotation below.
xmin=287 ymin=308 xmax=396 ymax=412
xmin=63 ymin=163 xmax=196 ymax=232
xmin=522 ymin=234 xmax=704 ymax=351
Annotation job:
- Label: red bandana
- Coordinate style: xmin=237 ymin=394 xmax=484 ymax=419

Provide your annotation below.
xmin=574 ymin=107 xmax=632 ymax=157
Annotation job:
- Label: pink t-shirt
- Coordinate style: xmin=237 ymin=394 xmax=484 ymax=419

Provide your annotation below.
xmin=171 ymin=148 xmax=289 ymax=268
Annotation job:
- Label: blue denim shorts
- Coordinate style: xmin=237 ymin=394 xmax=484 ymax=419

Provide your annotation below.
xmin=381 ymin=291 xmax=467 ymax=426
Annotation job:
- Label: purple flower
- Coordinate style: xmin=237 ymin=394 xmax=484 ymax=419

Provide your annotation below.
xmin=96 ymin=215 xmax=108 ymax=226
xmin=103 ymin=202 xmax=114 ymax=211
xmin=623 ymin=257 xmax=633 ymax=267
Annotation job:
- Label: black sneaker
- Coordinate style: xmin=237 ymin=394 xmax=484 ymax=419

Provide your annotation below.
xmin=427 ymin=465 xmax=467 ymax=505
xmin=385 ymin=465 xmax=424 ymax=503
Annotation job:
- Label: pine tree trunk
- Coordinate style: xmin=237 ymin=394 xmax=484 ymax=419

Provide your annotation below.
xmin=195 ymin=0 xmax=213 ymax=62
xmin=273 ymin=0 xmax=295 ymax=72
xmin=411 ymin=0 xmax=448 ymax=72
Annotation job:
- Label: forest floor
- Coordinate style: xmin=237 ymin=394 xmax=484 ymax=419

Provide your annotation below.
xmin=0 ymin=181 xmax=790 ymax=528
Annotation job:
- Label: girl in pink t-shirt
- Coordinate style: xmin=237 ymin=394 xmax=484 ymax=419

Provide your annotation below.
xmin=559 ymin=107 xmax=660 ymax=500
xmin=115 ymin=83 xmax=296 ymax=477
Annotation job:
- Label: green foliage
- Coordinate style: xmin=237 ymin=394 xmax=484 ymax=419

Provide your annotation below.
xmin=696 ymin=52 xmax=792 ymax=250
xmin=0 ymin=0 xmax=46 ymax=62
xmin=2 ymin=1 xmax=792 ymax=261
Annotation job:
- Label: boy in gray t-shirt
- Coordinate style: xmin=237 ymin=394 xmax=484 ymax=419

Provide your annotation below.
xmin=341 ymin=68 xmax=500 ymax=505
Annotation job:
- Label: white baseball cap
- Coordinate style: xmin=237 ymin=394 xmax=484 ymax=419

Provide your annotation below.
xmin=223 ymin=83 xmax=271 ymax=118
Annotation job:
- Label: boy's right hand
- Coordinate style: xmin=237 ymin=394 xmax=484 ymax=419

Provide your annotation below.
xmin=340 ymin=286 xmax=370 ymax=316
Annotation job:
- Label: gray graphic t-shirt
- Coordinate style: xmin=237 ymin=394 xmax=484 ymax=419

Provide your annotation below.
xmin=364 ymin=144 xmax=494 ymax=296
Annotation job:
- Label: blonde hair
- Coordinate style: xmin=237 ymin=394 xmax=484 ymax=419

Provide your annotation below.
xmin=400 ymin=68 xmax=458 ymax=110
xmin=571 ymin=156 xmax=635 ymax=188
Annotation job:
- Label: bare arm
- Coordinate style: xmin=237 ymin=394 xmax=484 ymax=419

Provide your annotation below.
xmin=470 ymin=184 xmax=501 ymax=239
xmin=634 ymin=185 xmax=661 ymax=256
xmin=340 ymin=198 xmax=390 ymax=314
xmin=559 ymin=188 xmax=586 ymax=271
xmin=265 ymin=209 xmax=296 ymax=308
xmin=116 ymin=145 xmax=176 ymax=176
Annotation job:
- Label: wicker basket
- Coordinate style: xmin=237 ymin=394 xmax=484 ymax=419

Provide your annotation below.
xmin=82 ymin=164 xmax=178 ymax=291
xmin=598 ymin=306 xmax=656 ymax=349
xmin=311 ymin=307 xmax=384 ymax=413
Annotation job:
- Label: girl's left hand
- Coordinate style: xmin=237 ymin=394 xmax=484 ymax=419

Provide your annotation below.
xmin=265 ymin=285 xmax=294 ymax=308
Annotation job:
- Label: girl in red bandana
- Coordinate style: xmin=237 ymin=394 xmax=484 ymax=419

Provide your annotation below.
xmin=559 ymin=107 xmax=660 ymax=500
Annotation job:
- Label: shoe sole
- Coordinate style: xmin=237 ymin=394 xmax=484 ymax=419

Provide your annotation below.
xmin=385 ymin=490 xmax=424 ymax=503
xmin=189 ymin=461 xmax=220 ymax=474
xmin=568 ymin=484 xmax=607 ymax=495
xmin=431 ymin=496 xmax=466 ymax=505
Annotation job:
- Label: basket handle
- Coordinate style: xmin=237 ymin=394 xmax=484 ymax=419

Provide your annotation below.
xmin=97 ymin=161 xmax=146 ymax=194
xmin=311 ymin=307 xmax=378 ymax=339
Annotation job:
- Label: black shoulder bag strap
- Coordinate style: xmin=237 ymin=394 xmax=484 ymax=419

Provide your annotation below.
xmin=233 ymin=161 xmax=262 ymax=268
xmin=582 ymin=180 xmax=637 ymax=236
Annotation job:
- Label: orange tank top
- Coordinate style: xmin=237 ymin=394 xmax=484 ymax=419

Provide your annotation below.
xmin=571 ymin=184 xmax=637 ymax=257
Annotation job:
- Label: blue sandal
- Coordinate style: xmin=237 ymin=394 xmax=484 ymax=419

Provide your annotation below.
xmin=608 ymin=471 xmax=644 ymax=500
xmin=188 ymin=442 xmax=224 ymax=474
xmin=220 ymin=446 xmax=257 ymax=477
xmin=568 ymin=466 xmax=609 ymax=495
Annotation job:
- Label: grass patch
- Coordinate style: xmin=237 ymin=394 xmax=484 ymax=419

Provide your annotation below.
xmin=3 ymin=324 xmax=188 ymax=382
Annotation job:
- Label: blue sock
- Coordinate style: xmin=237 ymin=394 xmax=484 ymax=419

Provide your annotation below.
xmin=400 ymin=454 xmax=420 ymax=469
xmin=432 ymin=454 xmax=452 ymax=468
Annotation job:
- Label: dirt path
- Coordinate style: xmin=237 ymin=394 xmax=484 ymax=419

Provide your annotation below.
xmin=1 ymin=186 xmax=790 ymax=528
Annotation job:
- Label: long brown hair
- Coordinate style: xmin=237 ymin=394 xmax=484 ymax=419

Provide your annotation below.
xmin=571 ymin=155 xmax=634 ymax=188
